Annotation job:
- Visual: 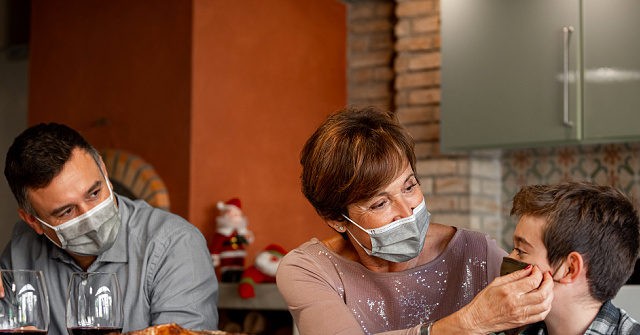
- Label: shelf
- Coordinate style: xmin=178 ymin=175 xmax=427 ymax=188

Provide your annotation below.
xmin=218 ymin=283 xmax=288 ymax=311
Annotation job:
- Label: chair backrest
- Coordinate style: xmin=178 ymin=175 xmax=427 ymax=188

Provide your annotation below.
xmin=100 ymin=148 xmax=170 ymax=211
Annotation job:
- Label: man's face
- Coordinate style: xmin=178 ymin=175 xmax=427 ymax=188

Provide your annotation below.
xmin=508 ymin=215 xmax=555 ymax=274
xmin=20 ymin=148 xmax=111 ymax=245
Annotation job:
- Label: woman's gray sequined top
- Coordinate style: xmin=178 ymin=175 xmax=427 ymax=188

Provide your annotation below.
xmin=277 ymin=228 xmax=505 ymax=335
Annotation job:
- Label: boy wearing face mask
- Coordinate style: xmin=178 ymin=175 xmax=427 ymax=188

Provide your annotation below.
xmin=1 ymin=123 xmax=219 ymax=335
xmin=501 ymin=181 xmax=640 ymax=335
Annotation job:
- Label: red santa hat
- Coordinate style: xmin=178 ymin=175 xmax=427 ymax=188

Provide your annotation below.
xmin=217 ymin=197 xmax=242 ymax=211
xmin=238 ymin=244 xmax=289 ymax=298
xmin=262 ymin=244 xmax=287 ymax=257
xmin=225 ymin=197 xmax=241 ymax=209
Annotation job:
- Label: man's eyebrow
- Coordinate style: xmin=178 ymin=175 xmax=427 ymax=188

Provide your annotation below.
xmin=50 ymin=204 xmax=72 ymax=217
xmin=514 ymin=235 xmax=534 ymax=248
xmin=86 ymin=180 xmax=102 ymax=195
xmin=49 ymin=180 xmax=101 ymax=216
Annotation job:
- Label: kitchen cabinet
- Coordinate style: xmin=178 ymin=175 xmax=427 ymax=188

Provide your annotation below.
xmin=441 ymin=0 xmax=640 ymax=151
xmin=583 ymin=0 xmax=640 ymax=141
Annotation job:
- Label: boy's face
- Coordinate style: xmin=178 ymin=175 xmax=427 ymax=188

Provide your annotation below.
xmin=508 ymin=215 xmax=556 ymax=275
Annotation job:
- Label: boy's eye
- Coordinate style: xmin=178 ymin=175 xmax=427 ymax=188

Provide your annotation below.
xmin=513 ymin=247 xmax=526 ymax=256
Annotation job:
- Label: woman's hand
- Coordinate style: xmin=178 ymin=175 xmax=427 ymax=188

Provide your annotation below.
xmin=433 ymin=265 xmax=554 ymax=334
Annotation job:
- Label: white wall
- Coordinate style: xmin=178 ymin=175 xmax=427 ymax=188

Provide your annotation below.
xmin=0 ymin=50 xmax=28 ymax=251
xmin=613 ymin=285 xmax=640 ymax=320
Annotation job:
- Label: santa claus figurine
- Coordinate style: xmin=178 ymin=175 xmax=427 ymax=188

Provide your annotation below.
xmin=208 ymin=198 xmax=254 ymax=282
xmin=238 ymin=244 xmax=288 ymax=299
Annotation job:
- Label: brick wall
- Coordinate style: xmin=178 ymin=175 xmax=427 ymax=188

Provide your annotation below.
xmin=346 ymin=0 xmax=504 ymax=243
xmin=346 ymin=0 xmax=395 ymax=110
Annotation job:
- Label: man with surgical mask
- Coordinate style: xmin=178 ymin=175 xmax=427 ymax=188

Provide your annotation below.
xmin=1 ymin=123 xmax=218 ymax=335
xmin=499 ymin=181 xmax=640 ymax=335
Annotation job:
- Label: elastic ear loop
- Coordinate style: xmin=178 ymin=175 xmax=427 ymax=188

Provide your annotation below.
xmin=550 ymin=260 xmax=566 ymax=283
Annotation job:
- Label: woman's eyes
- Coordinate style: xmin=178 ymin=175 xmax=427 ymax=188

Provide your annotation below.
xmin=404 ymin=182 xmax=418 ymax=193
xmin=370 ymin=199 xmax=389 ymax=210
xmin=368 ymin=182 xmax=419 ymax=210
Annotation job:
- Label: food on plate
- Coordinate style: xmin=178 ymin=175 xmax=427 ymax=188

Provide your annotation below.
xmin=124 ymin=323 xmax=243 ymax=335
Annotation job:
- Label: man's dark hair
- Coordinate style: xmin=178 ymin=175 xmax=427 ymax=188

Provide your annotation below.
xmin=4 ymin=123 xmax=101 ymax=214
xmin=511 ymin=181 xmax=640 ymax=302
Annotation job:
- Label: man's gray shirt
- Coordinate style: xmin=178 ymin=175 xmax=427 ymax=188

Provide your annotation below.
xmin=1 ymin=194 xmax=219 ymax=335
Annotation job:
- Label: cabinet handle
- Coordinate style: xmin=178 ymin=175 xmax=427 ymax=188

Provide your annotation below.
xmin=562 ymin=26 xmax=574 ymax=128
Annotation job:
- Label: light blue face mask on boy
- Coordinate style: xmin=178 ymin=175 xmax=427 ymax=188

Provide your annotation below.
xmin=342 ymin=199 xmax=431 ymax=263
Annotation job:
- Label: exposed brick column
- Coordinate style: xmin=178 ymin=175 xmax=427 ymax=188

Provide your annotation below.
xmin=394 ymin=0 xmax=439 ymax=157
xmin=345 ymin=0 xmax=396 ymax=110
xmin=345 ymin=0 xmax=503 ymax=242
xmin=394 ymin=0 xmax=502 ymax=240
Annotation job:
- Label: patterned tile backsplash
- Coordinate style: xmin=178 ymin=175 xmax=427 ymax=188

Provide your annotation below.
xmin=501 ymin=142 xmax=640 ymax=249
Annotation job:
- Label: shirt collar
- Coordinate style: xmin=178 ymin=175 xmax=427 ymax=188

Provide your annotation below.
xmin=49 ymin=241 xmax=75 ymax=264
xmin=519 ymin=301 xmax=616 ymax=335
xmin=584 ymin=300 xmax=619 ymax=334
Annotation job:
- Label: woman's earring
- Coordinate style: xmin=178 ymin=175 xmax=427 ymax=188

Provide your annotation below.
xmin=337 ymin=225 xmax=345 ymax=232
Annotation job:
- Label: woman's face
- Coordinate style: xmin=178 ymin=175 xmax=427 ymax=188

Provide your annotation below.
xmin=344 ymin=163 xmax=424 ymax=248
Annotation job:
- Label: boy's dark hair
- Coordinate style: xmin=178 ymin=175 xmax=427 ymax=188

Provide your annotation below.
xmin=511 ymin=181 xmax=640 ymax=302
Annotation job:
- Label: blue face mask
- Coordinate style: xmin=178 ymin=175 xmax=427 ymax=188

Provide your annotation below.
xmin=342 ymin=199 xmax=431 ymax=263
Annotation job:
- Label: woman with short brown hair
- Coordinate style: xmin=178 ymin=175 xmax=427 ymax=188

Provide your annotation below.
xmin=277 ymin=107 xmax=554 ymax=334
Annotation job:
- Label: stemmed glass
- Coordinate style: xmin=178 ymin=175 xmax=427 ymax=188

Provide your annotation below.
xmin=0 ymin=270 xmax=50 ymax=334
xmin=65 ymin=272 xmax=122 ymax=335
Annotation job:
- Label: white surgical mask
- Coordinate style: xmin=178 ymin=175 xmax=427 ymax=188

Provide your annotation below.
xmin=36 ymin=175 xmax=121 ymax=256
xmin=342 ymin=199 xmax=431 ymax=263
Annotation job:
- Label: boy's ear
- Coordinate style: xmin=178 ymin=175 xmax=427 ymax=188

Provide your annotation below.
xmin=18 ymin=208 xmax=44 ymax=235
xmin=555 ymin=251 xmax=584 ymax=284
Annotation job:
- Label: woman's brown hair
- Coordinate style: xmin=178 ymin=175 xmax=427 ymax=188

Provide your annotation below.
xmin=300 ymin=106 xmax=416 ymax=222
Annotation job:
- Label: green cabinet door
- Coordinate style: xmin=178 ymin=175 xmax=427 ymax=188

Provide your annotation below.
xmin=441 ymin=0 xmax=581 ymax=151
xmin=583 ymin=0 xmax=640 ymax=142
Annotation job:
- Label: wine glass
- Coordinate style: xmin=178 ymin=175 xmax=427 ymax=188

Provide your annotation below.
xmin=0 ymin=270 xmax=50 ymax=334
xmin=65 ymin=272 xmax=122 ymax=335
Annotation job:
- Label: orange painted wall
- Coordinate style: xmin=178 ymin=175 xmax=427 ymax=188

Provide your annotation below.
xmin=28 ymin=1 xmax=193 ymax=217
xmin=190 ymin=0 xmax=346 ymax=258
xmin=27 ymin=0 xmax=347 ymax=261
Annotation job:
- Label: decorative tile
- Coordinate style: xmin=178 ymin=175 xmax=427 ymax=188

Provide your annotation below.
xmin=501 ymin=142 xmax=640 ymax=250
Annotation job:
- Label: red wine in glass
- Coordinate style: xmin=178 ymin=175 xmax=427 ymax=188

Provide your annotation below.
xmin=66 ymin=273 xmax=123 ymax=334
xmin=0 ymin=330 xmax=48 ymax=335
xmin=67 ymin=327 xmax=122 ymax=335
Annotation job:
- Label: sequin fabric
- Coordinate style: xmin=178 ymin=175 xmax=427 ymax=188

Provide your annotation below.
xmin=277 ymin=228 xmax=505 ymax=335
